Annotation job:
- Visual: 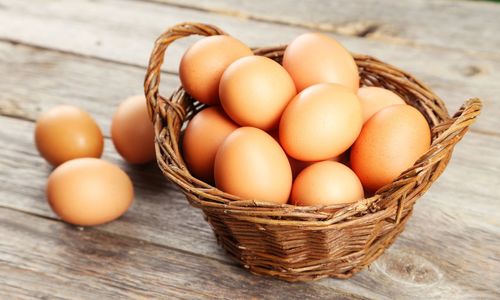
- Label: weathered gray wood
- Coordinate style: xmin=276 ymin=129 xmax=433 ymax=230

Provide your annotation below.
xmin=0 ymin=37 xmax=500 ymax=139
xmin=0 ymin=0 xmax=499 ymax=298
xmin=147 ymin=0 xmax=500 ymax=56
xmin=0 ymin=40 xmax=498 ymax=220
xmin=0 ymin=207 xmax=367 ymax=300
xmin=0 ymin=0 xmax=499 ymax=136
xmin=0 ymin=112 xmax=498 ymax=299
xmin=0 ymin=37 xmax=499 ymax=298
xmin=0 ymin=41 xmax=180 ymax=136
xmin=0 ymin=115 xmax=383 ymax=300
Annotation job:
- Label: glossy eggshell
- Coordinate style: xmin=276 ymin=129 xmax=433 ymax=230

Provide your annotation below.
xmin=214 ymin=127 xmax=292 ymax=204
xmin=179 ymin=35 xmax=253 ymax=105
xmin=111 ymin=95 xmax=156 ymax=164
xmin=46 ymin=158 xmax=134 ymax=226
xmin=288 ymin=153 xmax=348 ymax=178
xmin=182 ymin=106 xmax=239 ymax=183
xmin=35 ymin=105 xmax=104 ymax=166
xmin=283 ymin=32 xmax=359 ymax=92
xmin=268 ymin=129 xmax=348 ymax=177
xmin=350 ymin=105 xmax=431 ymax=192
xmin=357 ymin=86 xmax=406 ymax=123
xmin=219 ymin=56 xmax=296 ymax=130
xmin=279 ymin=83 xmax=362 ymax=161
xmin=290 ymin=161 xmax=364 ymax=206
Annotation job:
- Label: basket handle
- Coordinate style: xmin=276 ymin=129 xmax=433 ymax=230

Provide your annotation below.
xmin=144 ymin=22 xmax=227 ymax=122
xmin=377 ymin=98 xmax=482 ymax=222
xmin=429 ymin=98 xmax=482 ymax=147
xmin=419 ymin=98 xmax=482 ymax=171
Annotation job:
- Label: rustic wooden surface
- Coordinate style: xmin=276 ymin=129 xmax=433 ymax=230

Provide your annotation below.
xmin=0 ymin=0 xmax=499 ymax=299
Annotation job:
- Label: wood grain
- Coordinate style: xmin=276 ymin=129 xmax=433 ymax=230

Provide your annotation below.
xmin=0 ymin=114 xmax=498 ymax=298
xmin=147 ymin=0 xmax=500 ymax=56
xmin=0 ymin=0 xmax=499 ymax=134
xmin=0 ymin=28 xmax=498 ymax=299
xmin=0 ymin=207 xmax=367 ymax=300
xmin=0 ymin=42 xmax=498 ymax=140
xmin=0 ymin=0 xmax=499 ymax=298
xmin=0 ymin=41 xmax=179 ymax=135
xmin=0 ymin=40 xmax=498 ymax=218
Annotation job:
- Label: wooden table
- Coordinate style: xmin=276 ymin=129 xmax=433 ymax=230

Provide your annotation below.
xmin=1 ymin=0 xmax=499 ymax=299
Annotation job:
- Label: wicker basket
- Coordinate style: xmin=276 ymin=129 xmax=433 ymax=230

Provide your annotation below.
xmin=144 ymin=22 xmax=482 ymax=282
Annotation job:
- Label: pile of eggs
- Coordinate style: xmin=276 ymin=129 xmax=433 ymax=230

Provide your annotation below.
xmin=34 ymin=31 xmax=432 ymax=227
xmin=180 ymin=33 xmax=431 ymax=206
xmin=35 ymin=95 xmax=156 ymax=226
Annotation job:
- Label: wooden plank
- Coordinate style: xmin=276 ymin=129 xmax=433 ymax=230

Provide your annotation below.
xmin=0 ymin=0 xmax=499 ymax=135
xmin=0 ymin=208 xmax=366 ymax=300
xmin=0 ymin=40 xmax=498 ymax=139
xmin=0 ymin=1 xmax=498 ymax=297
xmin=0 ymin=40 xmax=499 ymax=297
xmin=0 ymin=113 xmax=499 ymax=298
xmin=0 ymin=41 xmax=180 ymax=135
xmin=148 ymin=0 xmax=500 ymax=56
xmin=1 ymin=111 xmax=498 ymax=228
xmin=0 ymin=119 xmax=225 ymax=260
xmin=0 ymin=40 xmax=498 ymax=219
xmin=1 ymin=115 xmax=387 ymax=299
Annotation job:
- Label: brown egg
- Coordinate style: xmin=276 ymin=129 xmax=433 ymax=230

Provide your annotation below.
xmin=179 ymin=35 xmax=253 ymax=105
xmin=183 ymin=106 xmax=239 ymax=183
xmin=219 ymin=56 xmax=296 ymax=130
xmin=350 ymin=105 xmax=431 ymax=192
xmin=47 ymin=158 xmax=134 ymax=226
xmin=290 ymin=161 xmax=364 ymax=206
xmin=214 ymin=127 xmax=292 ymax=204
xmin=279 ymin=83 xmax=362 ymax=161
xmin=357 ymin=87 xmax=406 ymax=123
xmin=288 ymin=153 xmax=348 ymax=178
xmin=268 ymin=129 xmax=348 ymax=177
xmin=283 ymin=32 xmax=359 ymax=92
xmin=35 ymin=105 xmax=103 ymax=166
xmin=111 ymin=95 xmax=156 ymax=164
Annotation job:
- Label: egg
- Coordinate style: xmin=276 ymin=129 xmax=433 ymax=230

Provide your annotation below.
xmin=111 ymin=95 xmax=156 ymax=164
xmin=350 ymin=105 xmax=431 ymax=192
xmin=279 ymin=83 xmax=362 ymax=161
xmin=214 ymin=127 xmax=292 ymax=204
xmin=290 ymin=161 xmax=364 ymax=206
xmin=357 ymin=86 xmax=406 ymax=123
xmin=219 ymin=56 xmax=296 ymax=130
xmin=183 ymin=106 xmax=239 ymax=183
xmin=288 ymin=153 xmax=348 ymax=178
xmin=46 ymin=158 xmax=134 ymax=226
xmin=269 ymin=129 xmax=348 ymax=177
xmin=35 ymin=105 xmax=104 ymax=166
xmin=179 ymin=35 xmax=253 ymax=105
xmin=283 ymin=32 xmax=359 ymax=92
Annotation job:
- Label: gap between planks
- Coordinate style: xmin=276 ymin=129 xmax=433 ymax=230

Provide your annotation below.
xmin=0 ymin=37 xmax=498 ymax=139
xmin=0 ymin=206 xmax=369 ymax=300
xmin=0 ymin=38 xmax=155 ymax=73
xmin=0 ymin=203 xmax=236 ymax=268
xmin=136 ymin=0 xmax=500 ymax=59
xmin=1 ymin=111 xmax=498 ymax=298
xmin=0 ymin=0 xmax=498 ymax=136
xmin=0 ymin=0 xmax=498 ymax=298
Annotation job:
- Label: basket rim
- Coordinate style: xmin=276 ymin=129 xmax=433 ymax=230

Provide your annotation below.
xmin=144 ymin=22 xmax=482 ymax=226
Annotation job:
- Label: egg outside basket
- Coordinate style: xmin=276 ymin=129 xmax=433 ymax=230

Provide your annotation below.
xmin=144 ymin=22 xmax=482 ymax=282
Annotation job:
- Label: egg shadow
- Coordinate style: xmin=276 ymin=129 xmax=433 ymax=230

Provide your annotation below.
xmin=121 ymin=161 xmax=172 ymax=192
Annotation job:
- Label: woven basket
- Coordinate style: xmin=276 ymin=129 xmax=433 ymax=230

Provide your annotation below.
xmin=144 ymin=22 xmax=482 ymax=282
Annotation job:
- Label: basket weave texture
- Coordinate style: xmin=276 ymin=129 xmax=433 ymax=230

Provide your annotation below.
xmin=144 ymin=22 xmax=482 ymax=282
